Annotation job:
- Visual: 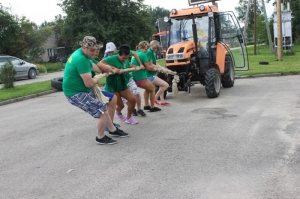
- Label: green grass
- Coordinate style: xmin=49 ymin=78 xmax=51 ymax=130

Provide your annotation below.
xmin=0 ymin=80 xmax=53 ymax=102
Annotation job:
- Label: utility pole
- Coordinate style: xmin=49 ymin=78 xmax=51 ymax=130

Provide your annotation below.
xmin=277 ymin=0 xmax=283 ymax=61
xmin=244 ymin=0 xmax=252 ymax=40
xmin=254 ymin=0 xmax=257 ymax=55
xmin=261 ymin=0 xmax=274 ymax=54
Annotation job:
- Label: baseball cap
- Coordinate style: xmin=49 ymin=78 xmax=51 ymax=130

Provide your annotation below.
xmin=105 ymin=42 xmax=116 ymax=53
xmin=79 ymin=36 xmax=103 ymax=49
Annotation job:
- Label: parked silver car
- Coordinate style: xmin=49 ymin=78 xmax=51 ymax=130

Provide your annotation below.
xmin=0 ymin=55 xmax=39 ymax=79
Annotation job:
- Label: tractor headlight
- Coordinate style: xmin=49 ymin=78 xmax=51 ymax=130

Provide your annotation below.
xmin=199 ymin=5 xmax=205 ymax=11
xmin=171 ymin=9 xmax=177 ymax=14
xmin=208 ymin=12 xmax=214 ymax=18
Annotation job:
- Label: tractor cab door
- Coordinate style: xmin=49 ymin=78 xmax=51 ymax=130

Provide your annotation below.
xmin=216 ymin=12 xmax=249 ymax=71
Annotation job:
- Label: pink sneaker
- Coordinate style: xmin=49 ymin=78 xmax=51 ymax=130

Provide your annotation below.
xmin=155 ymin=100 xmax=162 ymax=106
xmin=161 ymin=101 xmax=171 ymax=106
xmin=125 ymin=117 xmax=138 ymax=125
xmin=116 ymin=111 xmax=126 ymax=121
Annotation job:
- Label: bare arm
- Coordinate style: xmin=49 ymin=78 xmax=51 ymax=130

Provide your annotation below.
xmin=98 ymin=60 xmax=119 ymax=73
xmin=80 ymin=73 xmax=100 ymax=88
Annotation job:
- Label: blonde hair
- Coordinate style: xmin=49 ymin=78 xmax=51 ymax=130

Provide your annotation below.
xmin=136 ymin=41 xmax=149 ymax=50
xmin=150 ymin=40 xmax=161 ymax=48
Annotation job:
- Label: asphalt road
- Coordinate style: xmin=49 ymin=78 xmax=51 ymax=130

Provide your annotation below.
xmin=0 ymin=75 xmax=300 ymax=199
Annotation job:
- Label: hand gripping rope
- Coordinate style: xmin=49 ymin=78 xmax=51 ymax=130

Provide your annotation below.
xmin=91 ymin=64 xmax=179 ymax=103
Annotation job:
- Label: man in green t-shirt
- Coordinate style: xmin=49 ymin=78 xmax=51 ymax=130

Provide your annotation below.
xmin=63 ymin=36 xmax=129 ymax=145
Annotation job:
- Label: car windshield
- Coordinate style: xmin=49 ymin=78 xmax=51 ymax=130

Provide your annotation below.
xmin=169 ymin=16 xmax=209 ymax=45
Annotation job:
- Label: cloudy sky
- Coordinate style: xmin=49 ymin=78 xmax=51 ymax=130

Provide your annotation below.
xmin=1 ymin=0 xmax=275 ymax=25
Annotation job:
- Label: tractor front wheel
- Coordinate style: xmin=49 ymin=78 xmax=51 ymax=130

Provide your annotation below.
xmin=205 ymin=68 xmax=221 ymax=98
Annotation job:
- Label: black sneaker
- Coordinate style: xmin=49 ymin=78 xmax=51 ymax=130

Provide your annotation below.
xmin=149 ymin=107 xmax=161 ymax=112
xmin=144 ymin=105 xmax=151 ymax=110
xmin=109 ymin=128 xmax=129 ymax=137
xmin=137 ymin=109 xmax=146 ymax=116
xmin=132 ymin=109 xmax=138 ymax=116
xmin=95 ymin=135 xmax=117 ymax=145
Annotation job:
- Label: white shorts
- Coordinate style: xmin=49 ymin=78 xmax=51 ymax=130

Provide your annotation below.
xmin=122 ymin=77 xmax=140 ymax=103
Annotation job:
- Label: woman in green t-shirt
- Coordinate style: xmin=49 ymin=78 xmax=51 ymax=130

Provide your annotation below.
xmin=146 ymin=40 xmax=170 ymax=107
xmin=99 ymin=45 xmax=139 ymax=125
xmin=131 ymin=41 xmax=161 ymax=112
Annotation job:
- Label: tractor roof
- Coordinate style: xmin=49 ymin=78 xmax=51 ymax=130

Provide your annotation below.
xmin=169 ymin=4 xmax=219 ymax=18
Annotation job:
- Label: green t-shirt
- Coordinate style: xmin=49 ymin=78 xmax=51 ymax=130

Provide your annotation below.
xmin=114 ymin=50 xmax=133 ymax=83
xmin=103 ymin=55 xmax=129 ymax=92
xmin=63 ymin=48 xmax=92 ymax=96
xmin=131 ymin=50 xmax=149 ymax=81
xmin=146 ymin=48 xmax=157 ymax=77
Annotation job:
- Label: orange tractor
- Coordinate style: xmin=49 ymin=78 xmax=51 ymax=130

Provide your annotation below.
xmin=160 ymin=0 xmax=249 ymax=98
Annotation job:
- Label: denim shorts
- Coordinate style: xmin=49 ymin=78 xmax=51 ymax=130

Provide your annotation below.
xmin=66 ymin=91 xmax=107 ymax=118
xmin=102 ymin=90 xmax=114 ymax=101
xmin=147 ymin=76 xmax=156 ymax=82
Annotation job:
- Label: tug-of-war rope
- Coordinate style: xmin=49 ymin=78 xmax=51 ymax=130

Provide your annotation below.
xmin=92 ymin=63 xmax=179 ymax=103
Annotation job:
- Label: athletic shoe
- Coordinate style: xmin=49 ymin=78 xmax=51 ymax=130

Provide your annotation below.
xmin=109 ymin=128 xmax=129 ymax=137
xmin=113 ymin=122 xmax=120 ymax=127
xmin=132 ymin=109 xmax=138 ymax=116
xmin=116 ymin=111 xmax=126 ymax=121
xmin=161 ymin=101 xmax=171 ymax=106
xmin=137 ymin=109 xmax=146 ymax=117
xmin=125 ymin=117 xmax=138 ymax=124
xmin=154 ymin=100 xmax=161 ymax=106
xmin=144 ymin=105 xmax=151 ymax=110
xmin=105 ymin=122 xmax=121 ymax=132
xmin=95 ymin=135 xmax=117 ymax=145
xmin=149 ymin=107 xmax=161 ymax=112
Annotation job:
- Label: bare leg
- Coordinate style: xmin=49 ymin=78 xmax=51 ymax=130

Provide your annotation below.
xmin=139 ymin=80 xmax=155 ymax=108
xmin=107 ymin=95 xmax=117 ymax=122
xmin=153 ymin=77 xmax=168 ymax=103
xmin=120 ymin=89 xmax=136 ymax=118
xmin=135 ymin=94 xmax=142 ymax=110
xmin=144 ymin=91 xmax=149 ymax=107
xmin=97 ymin=111 xmax=116 ymax=138
xmin=114 ymin=92 xmax=125 ymax=115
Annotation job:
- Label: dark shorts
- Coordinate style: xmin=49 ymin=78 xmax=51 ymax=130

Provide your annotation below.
xmin=102 ymin=90 xmax=114 ymax=101
xmin=66 ymin=91 xmax=107 ymax=118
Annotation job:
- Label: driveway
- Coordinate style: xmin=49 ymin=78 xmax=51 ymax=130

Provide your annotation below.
xmin=0 ymin=75 xmax=300 ymax=198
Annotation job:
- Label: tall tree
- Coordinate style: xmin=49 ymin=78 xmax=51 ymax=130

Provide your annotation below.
xmin=59 ymin=0 xmax=154 ymax=52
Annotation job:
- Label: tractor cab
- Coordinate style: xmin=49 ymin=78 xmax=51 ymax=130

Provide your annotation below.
xmin=161 ymin=0 xmax=249 ymax=98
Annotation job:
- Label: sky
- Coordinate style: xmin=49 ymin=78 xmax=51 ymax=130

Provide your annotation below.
xmin=0 ymin=0 xmax=275 ymax=25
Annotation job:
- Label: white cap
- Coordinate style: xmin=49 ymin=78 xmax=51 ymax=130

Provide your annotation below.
xmin=105 ymin=42 xmax=116 ymax=53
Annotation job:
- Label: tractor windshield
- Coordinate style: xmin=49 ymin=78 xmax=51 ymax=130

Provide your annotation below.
xmin=169 ymin=16 xmax=209 ymax=46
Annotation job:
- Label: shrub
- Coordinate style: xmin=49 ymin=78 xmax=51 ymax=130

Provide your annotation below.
xmin=0 ymin=61 xmax=17 ymax=89
xmin=36 ymin=64 xmax=47 ymax=73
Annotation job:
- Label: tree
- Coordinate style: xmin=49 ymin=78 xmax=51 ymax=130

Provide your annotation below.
xmin=58 ymin=0 xmax=154 ymax=54
xmin=235 ymin=0 xmax=263 ymax=40
xmin=0 ymin=5 xmax=52 ymax=60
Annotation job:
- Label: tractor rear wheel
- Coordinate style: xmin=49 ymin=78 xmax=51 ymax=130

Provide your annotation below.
xmin=205 ymin=68 xmax=221 ymax=98
xmin=221 ymin=55 xmax=235 ymax=88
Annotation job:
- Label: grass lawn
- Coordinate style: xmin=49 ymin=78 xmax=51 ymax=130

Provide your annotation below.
xmin=0 ymin=81 xmax=53 ymax=102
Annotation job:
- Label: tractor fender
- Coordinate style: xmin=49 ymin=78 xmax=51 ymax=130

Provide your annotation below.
xmin=215 ymin=43 xmax=230 ymax=74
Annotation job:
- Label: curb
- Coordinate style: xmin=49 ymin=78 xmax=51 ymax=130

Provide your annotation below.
xmin=0 ymin=90 xmax=58 ymax=107
xmin=235 ymin=73 xmax=300 ymax=79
